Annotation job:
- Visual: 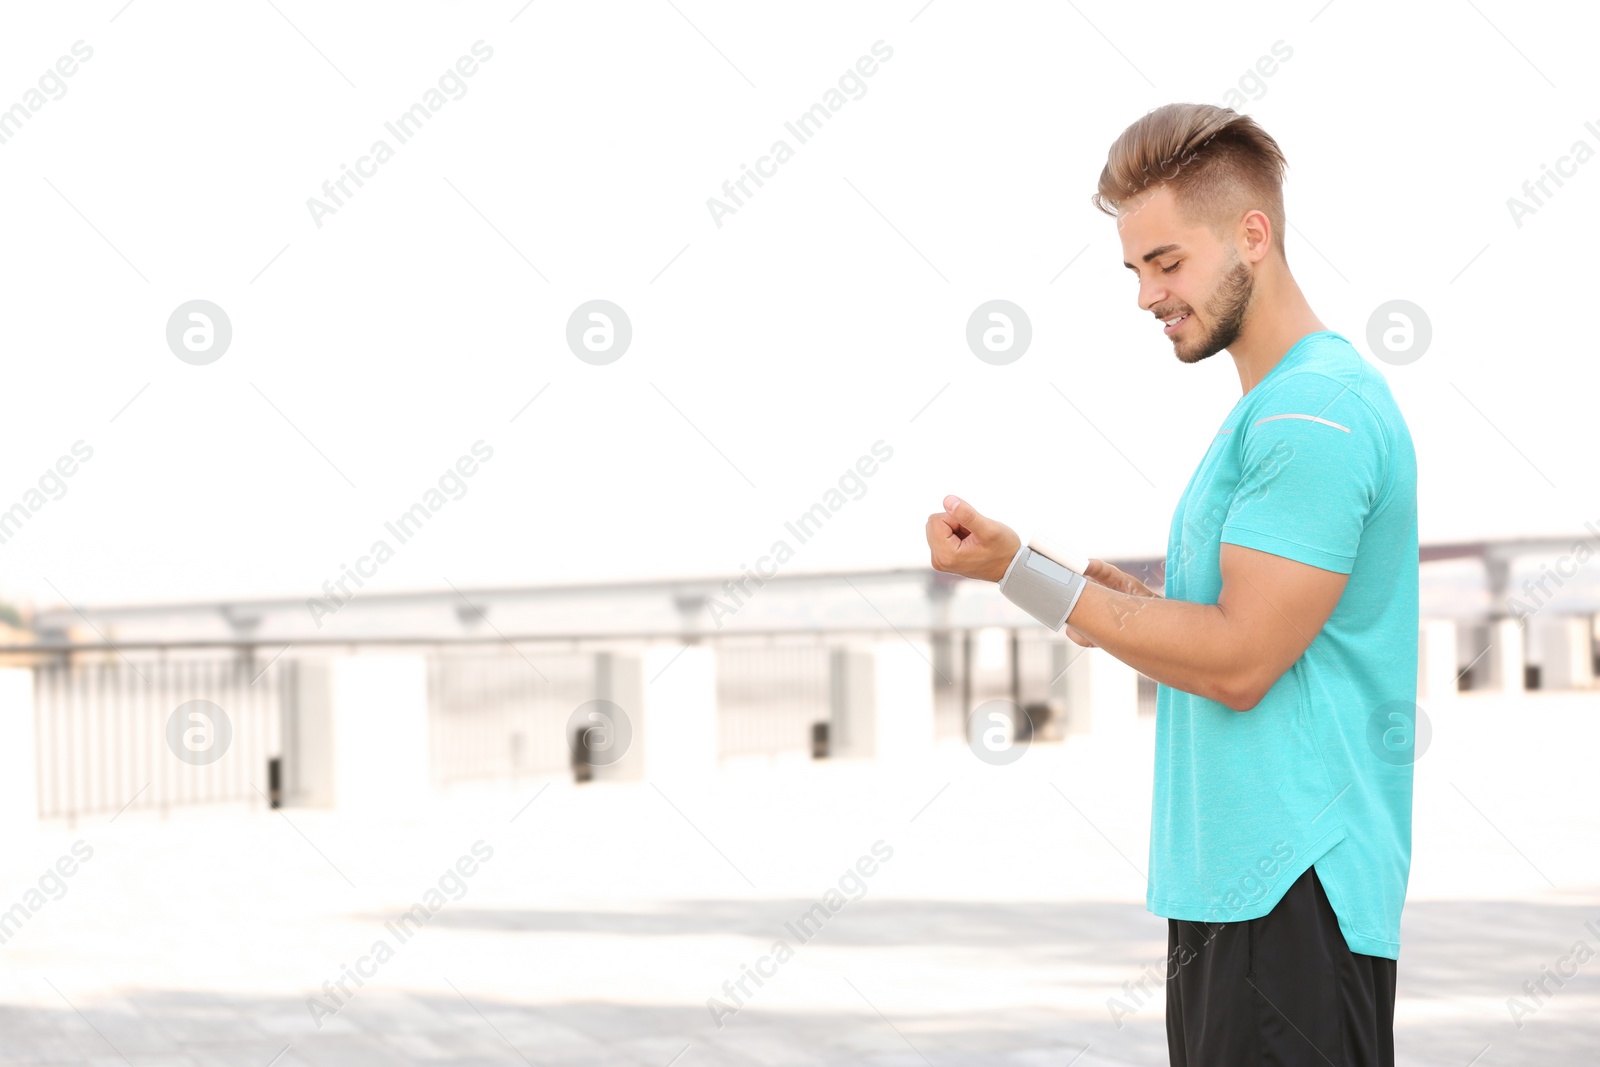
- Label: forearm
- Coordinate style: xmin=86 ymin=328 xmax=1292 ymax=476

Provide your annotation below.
xmin=1064 ymin=580 xmax=1255 ymax=710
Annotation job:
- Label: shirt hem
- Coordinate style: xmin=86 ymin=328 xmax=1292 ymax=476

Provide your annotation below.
xmin=1337 ymin=931 xmax=1401 ymax=961
xmin=1314 ymin=854 xmax=1404 ymax=961
xmin=1146 ymin=825 xmax=1347 ymax=925
xmin=1146 ymin=827 xmax=1405 ymax=960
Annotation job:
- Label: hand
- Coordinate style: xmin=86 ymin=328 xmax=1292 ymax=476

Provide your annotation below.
xmin=925 ymin=495 xmax=1021 ymax=583
xmin=1064 ymin=559 xmax=1164 ymax=647
xmin=1082 ymin=558 xmax=1162 ymax=599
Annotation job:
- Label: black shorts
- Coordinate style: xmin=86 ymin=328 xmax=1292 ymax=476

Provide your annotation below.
xmin=1166 ymin=864 xmax=1397 ymax=1067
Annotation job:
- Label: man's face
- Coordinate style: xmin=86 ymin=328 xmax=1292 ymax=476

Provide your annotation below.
xmin=1118 ymin=185 xmax=1254 ymax=364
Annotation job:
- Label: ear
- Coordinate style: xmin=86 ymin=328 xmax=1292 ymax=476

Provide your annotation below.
xmin=1240 ymin=208 xmax=1273 ymax=264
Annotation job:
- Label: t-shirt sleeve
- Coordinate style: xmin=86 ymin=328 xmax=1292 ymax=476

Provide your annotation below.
xmin=1220 ymin=372 xmax=1388 ymax=575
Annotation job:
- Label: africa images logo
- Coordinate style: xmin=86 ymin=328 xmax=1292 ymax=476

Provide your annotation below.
xmin=165 ymin=700 xmax=232 ymax=765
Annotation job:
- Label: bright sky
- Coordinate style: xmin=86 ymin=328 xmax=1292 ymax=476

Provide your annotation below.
xmin=0 ymin=1 xmax=1595 ymax=612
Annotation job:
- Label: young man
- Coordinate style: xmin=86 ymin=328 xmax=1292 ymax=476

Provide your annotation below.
xmin=923 ymin=103 xmax=1418 ymax=1066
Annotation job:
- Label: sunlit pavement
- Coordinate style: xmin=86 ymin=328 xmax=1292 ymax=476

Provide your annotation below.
xmin=0 ymin=691 xmax=1595 ymax=1065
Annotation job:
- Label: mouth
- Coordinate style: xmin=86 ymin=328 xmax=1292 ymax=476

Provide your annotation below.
xmin=1162 ymin=312 xmax=1191 ymax=336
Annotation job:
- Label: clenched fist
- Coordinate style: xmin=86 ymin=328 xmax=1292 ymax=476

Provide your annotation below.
xmin=924 ymin=495 xmax=1021 ymax=584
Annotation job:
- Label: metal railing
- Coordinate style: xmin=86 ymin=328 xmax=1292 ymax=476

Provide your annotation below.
xmin=717 ymin=638 xmax=831 ymax=758
xmin=425 ymin=650 xmax=592 ymax=785
xmin=28 ymin=627 xmax=1146 ymax=817
xmin=34 ymin=655 xmax=283 ymax=824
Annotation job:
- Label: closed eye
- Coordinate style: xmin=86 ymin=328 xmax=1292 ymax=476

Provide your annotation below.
xmin=1161 ymin=262 xmax=1180 ymax=274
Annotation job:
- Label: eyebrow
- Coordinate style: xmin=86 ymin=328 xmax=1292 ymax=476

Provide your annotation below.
xmin=1123 ymin=244 xmax=1182 ymax=270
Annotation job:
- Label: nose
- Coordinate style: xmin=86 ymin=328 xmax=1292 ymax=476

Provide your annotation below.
xmin=1139 ymin=277 xmax=1167 ymax=315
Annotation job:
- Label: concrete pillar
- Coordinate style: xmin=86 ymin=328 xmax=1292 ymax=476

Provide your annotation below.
xmin=0 ymin=669 xmax=36 ymax=833
xmin=929 ymin=631 xmax=958 ymax=717
xmin=828 ymin=640 xmax=938 ymax=761
xmin=1456 ymin=623 xmax=1489 ymax=691
xmin=1535 ymin=615 xmax=1595 ymax=690
xmin=926 ymin=575 xmax=958 ymax=715
xmin=1486 ymin=617 xmax=1526 ymax=693
xmin=872 ymin=638 xmax=935 ymax=762
xmin=1050 ymin=642 xmax=1087 ymax=735
xmin=1055 ymin=644 xmax=1139 ymax=735
xmin=281 ymin=655 xmax=431 ymax=815
xmin=585 ymin=650 xmax=644 ymax=781
xmin=1484 ymin=555 xmax=1514 ymax=616
xmin=1023 ymin=640 xmax=1073 ymax=741
xmin=334 ymin=656 xmax=430 ymax=815
xmin=642 ymin=644 xmax=717 ymax=782
xmin=281 ymin=659 xmax=333 ymax=809
xmin=828 ymin=645 xmax=877 ymax=759
xmin=1418 ymin=619 xmax=1459 ymax=701
xmin=589 ymin=645 xmax=718 ymax=783
xmin=972 ymin=626 xmax=1011 ymax=694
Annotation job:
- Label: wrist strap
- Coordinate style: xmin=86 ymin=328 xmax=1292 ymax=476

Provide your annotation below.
xmin=998 ymin=545 xmax=1088 ymax=631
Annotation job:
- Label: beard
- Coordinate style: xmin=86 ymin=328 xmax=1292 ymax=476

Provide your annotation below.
xmin=1174 ymin=251 xmax=1254 ymax=364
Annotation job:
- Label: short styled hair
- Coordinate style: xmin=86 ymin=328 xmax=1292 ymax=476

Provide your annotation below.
xmin=1092 ymin=103 xmax=1289 ymax=258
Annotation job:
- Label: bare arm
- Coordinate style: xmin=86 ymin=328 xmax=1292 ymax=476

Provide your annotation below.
xmin=925 ymin=496 xmax=1348 ymax=712
xmin=1063 ymin=545 xmax=1347 ymax=710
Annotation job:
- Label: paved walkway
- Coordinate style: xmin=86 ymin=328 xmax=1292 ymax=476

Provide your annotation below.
xmin=0 ymin=693 xmax=1595 ymax=1065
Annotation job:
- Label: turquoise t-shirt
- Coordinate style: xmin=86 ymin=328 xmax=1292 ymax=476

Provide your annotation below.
xmin=1150 ymin=329 xmax=1418 ymax=960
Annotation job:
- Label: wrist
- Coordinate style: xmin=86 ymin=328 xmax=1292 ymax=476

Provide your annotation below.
xmin=992 ymin=533 xmax=1024 ymax=583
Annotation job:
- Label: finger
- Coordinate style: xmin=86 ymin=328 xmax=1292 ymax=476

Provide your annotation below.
xmin=928 ymin=512 xmax=968 ymax=544
xmin=942 ymin=495 xmax=985 ymax=535
xmin=930 ymin=504 xmax=966 ymax=533
xmin=1085 ymin=559 xmax=1137 ymax=593
xmin=924 ymin=514 xmax=967 ymax=570
xmin=1064 ymin=624 xmax=1096 ymax=648
xmin=1086 ymin=559 xmax=1157 ymax=598
xmin=1083 ymin=558 xmax=1116 ymax=583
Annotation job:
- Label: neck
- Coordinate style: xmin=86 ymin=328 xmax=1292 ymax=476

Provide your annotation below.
xmin=1226 ymin=264 xmax=1325 ymax=394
